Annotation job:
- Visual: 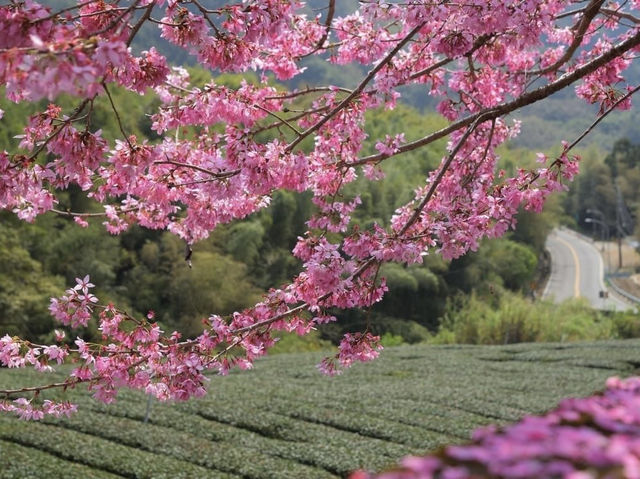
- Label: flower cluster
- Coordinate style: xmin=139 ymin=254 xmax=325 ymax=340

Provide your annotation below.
xmin=48 ymin=275 xmax=97 ymax=328
xmin=354 ymin=376 xmax=640 ymax=479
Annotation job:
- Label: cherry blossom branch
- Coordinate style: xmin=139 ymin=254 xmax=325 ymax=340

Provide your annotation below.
xmin=408 ymin=33 xmax=493 ymax=82
xmin=296 ymin=0 xmax=336 ymax=59
xmin=27 ymin=98 xmax=92 ymax=161
xmin=461 ymin=118 xmax=496 ymax=189
xmin=530 ymin=0 xmax=605 ymax=76
xmin=564 ymin=84 xmax=640 ymax=152
xmin=286 ymin=21 xmax=426 ymax=153
xmin=230 ymin=257 xmax=378 ymax=336
xmin=355 ymin=28 xmax=640 ymax=166
xmin=127 ymin=1 xmax=154 ymax=47
xmin=153 ymin=160 xmax=240 ymax=179
xmin=191 ymin=0 xmax=221 ymax=36
xmin=397 ymin=116 xmax=484 ymax=237
xmin=91 ymin=0 xmax=141 ymax=37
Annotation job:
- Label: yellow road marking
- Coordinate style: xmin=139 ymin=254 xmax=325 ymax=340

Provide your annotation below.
xmin=556 ymin=236 xmax=581 ymax=298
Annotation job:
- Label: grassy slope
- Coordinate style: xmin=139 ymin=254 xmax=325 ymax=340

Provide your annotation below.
xmin=1 ymin=340 xmax=639 ymax=478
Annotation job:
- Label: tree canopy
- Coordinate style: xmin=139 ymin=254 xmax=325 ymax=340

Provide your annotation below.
xmin=1 ymin=0 xmax=640 ymax=420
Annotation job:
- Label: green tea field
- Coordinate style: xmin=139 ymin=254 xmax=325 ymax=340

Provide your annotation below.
xmin=1 ymin=340 xmax=640 ymax=479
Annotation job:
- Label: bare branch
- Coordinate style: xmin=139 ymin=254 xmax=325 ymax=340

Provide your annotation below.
xmin=127 ymin=1 xmax=154 ymax=47
xmin=29 ymin=0 xmax=102 ymax=24
xmin=0 ymin=379 xmax=86 ymax=396
xmin=102 ymin=82 xmax=133 ymax=150
xmin=153 ymin=160 xmax=240 ymax=179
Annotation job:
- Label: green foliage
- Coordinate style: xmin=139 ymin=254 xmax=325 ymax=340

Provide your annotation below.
xmin=165 ymin=251 xmax=263 ymax=337
xmin=432 ymin=291 xmax=628 ymax=345
xmin=611 ymin=312 xmax=640 ymax=338
xmin=0 ymin=439 xmax=121 ymax=479
xmin=320 ymin=315 xmax=431 ymax=345
xmin=225 ymin=221 xmax=265 ymax=265
xmin=446 ymin=238 xmax=537 ymax=295
xmin=379 ymin=332 xmax=405 ymax=347
xmin=0 ymin=225 xmax=63 ymax=341
xmin=562 ymin=138 xmax=640 ymax=239
xmin=47 ymin=221 xmax=124 ymax=288
xmin=269 ymin=330 xmax=333 ymax=354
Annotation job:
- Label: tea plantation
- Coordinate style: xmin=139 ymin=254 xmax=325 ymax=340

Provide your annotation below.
xmin=1 ymin=340 xmax=640 ymax=478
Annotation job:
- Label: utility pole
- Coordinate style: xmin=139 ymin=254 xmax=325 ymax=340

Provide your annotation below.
xmin=585 ymin=216 xmax=610 ymax=273
xmin=616 ymin=198 xmax=623 ymax=270
xmin=614 ymin=183 xmax=635 ymax=270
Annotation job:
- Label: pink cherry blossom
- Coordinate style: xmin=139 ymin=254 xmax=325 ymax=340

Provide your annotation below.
xmin=357 ymin=376 xmax=640 ymax=479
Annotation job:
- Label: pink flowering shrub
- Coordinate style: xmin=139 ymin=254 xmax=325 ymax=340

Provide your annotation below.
xmin=1 ymin=0 xmax=640 ymax=419
xmin=355 ymin=376 xmax=640 ymax=479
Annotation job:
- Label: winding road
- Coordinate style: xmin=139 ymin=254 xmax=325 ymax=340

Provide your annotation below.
xmin=543 ymin=228 xmax=631 ymax=311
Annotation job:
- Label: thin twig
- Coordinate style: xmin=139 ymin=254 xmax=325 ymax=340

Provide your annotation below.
xmin=51 ymin=207 xmax=138 ymax=218
xmin=398 ymin=115 xmax=485 ymax=237
xmin=127 ymin=2 xmax=154 ymax=47
xmin=102 ymin=82 xmax=133 ymax=149
xmin=264 ymin=86 xmax=353 ymax=101
xmin=251 ymin=107 xmax=330 ymax=136
xmin=601 ymin=7 xmax=640 ymax=24
xmin=154 ymin=159 xmax=240 ymax=179
xmin=30 ymin=0 xmax=102 ymax=23
xmin=564 ymin=84 xmax=640 ymax=152
xmin=253 ymin=105 xmax=301 ymax=135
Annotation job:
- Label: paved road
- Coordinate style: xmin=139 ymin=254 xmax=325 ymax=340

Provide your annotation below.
xmin=543 ymin=228 xmax=631 ymax=311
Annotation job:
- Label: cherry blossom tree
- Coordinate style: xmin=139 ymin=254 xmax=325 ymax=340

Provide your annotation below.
xmin=1 ymin=0 xmax=640 ymax=418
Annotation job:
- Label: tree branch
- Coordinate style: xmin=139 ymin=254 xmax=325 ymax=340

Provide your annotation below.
xmin=153 ymin=160 xmax=240 ymax=179
xmin=354 ymin=28 xmax=640 ymax=166
xmin=530 ymin=0 xmax=606 ymax=76
xmin=286 ymin=21 xmax=426 ymax=153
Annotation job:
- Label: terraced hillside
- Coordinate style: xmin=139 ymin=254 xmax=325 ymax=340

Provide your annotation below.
xmin=1 ymin=340 xmax=640 ymax=479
